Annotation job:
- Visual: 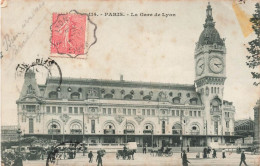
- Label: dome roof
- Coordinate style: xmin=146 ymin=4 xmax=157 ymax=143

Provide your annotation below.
xmin=198 ymin=27 xmax=224 ymax=46
xmin=197 ymin=3 xmax=224 ymax=47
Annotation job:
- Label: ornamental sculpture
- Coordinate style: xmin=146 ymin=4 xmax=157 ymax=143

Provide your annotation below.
xmin=134 ymin=115 xmax=144 ymax=125
xmin=114 ymin=115 xmax=124 ymax=124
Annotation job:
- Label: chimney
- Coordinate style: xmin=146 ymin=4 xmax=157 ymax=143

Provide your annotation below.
xmin=120 ymin=75 xmax=124 ymax=81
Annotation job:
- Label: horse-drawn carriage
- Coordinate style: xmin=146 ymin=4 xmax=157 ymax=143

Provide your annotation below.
xmin=150 ymin=147 xmax=173 ymax=157
xmin=116 ymin=142 xmax=137 ymax=160
xmin=116 ymin=149 xmax=136 ymax=160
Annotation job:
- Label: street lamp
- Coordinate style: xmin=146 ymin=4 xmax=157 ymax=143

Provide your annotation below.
xmin=151 ymin=129 xmax=154 ymax=148
xmin=17 ymin=128 xmax=22 ymax=153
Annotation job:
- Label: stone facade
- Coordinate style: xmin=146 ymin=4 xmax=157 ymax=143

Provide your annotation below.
xmin=254 ymin=99 xmax=260 ymax=151
xmin=17 ymin=3 xmax=236 ymax=147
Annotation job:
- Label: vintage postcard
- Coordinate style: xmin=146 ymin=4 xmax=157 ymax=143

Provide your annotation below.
xmin=1 ymin=0 xmax=260 ymax=165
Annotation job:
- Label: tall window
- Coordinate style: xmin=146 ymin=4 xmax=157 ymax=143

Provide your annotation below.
xmin=123 ymin=108 xmax=126 ymax=115
xmin=113 ymin=108 xmax=117 ymax=114
xmin=133 ymin=109 xmax=136 ymax=115
xmin=91 ymin=120 xmax=95 ymax=133
xmin=52 ymin=106 xmax=56 ymax=113
xmin=58 ymin=107 xmax=62 ymax=113
xmin=198 ymin=111 xmax=201 ymax=117
xmin=108 ymin=108 xmax=112 ymax=115
xmin=29 ymin=118 xmax=34 ymax=133
xmin=80 ymin=107 xmax=83 ymax=114
xmin=226 ymin=121 xmax=229 ymax=128
xmin=214 ymin=121 xmax=218 ymax=134
xmin=147 ymin=109 xmax=150 ymax=116
xmin=181 ymin=110 xmax=184 ymax=116
xmin=74 ymin=107 xmax=78 ymax=114
xmin=152 ymin=109 xmax=155 ymax=115
xmin=194 ymin=111 xmax=197 ymax=117
xmin=212 ymin=100 xmax=220 ymax=112
xmin=103 ymin=108 xmax=106 ymax=114
xmin=176 ymin=110 xmax=179 ymax=116
xmin=69 ymin=107 xmax=72 ymax=113
xmin=128 ymin=109 xmax=131 ymax=115
xmin=189 ymin=111 xmax=192 ymax=116
xmin=172 ymin=110 xmax=175 ymax=116
xmin=162 ymin=121 xmax=165 ymax=134
xmin=142 ymin=109 xmax=145 ymax=115
xmin=46 ymin=106 xmax=50 ymax=113
xmin=26 ymin=105 xmax=36 ymax=112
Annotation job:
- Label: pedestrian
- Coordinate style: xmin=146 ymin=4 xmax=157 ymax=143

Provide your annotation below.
xmin=96 ymin=151 xmax=103 ymax=166
xmin=13 ymin=153 xmax=23 ymax=166
xmin=203 ymin=147 xmax=207 ymax=158
xmin=182 ymin=150 xmax=190 ymax=166
xmin=239 ymin=150 xmax=248 ymax=166
xmin=73 ymin=149 xmax=76 ymax=159
xmin=207 ymin=147 xmax=211 ymax=158
xmin=212 ymin=149 xmax=217 ymax=158
xmin=145 ymin=143 xmax=147 ymax=154
xmin=222 ymin=149 xmax=226 ymax=159
xmin=187 ymin=145 xmax=189 ymax=153
xmin=88 ymin=151 xmax=93 ymax=163
xmin=123 ymin=145 xmax=127 ymax=159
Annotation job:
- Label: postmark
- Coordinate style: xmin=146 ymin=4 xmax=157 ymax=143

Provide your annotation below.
xmin=50 ymin=10 xmax=97 ymax=58
xmin=15 ymin=57 xmax=62 ymax=90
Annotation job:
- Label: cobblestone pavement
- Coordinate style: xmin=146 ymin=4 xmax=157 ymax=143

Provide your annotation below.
xmin=23 ymin=152 xmax=260 ymax=166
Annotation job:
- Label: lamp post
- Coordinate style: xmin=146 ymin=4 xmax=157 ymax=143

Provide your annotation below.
xmin=151 ymin=129 xmax=154 ymax=148
xmin=180 ymin=114 xmax=183 ymax=152
xmin=17 ymin=128 xmax=22 ymax=154
xmin=125 ymin=119 xmax=128 ymax=143
xmin=82 ymin=111 xmax=85 ymax=156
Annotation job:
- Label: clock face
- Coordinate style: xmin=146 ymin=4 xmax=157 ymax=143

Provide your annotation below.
xmin=196 ymin=58 xmax=205 ymax=76
xmin=209 ymin=57 xmax=224 ymax=73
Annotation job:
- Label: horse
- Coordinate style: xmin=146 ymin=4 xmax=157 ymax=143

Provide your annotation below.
xmin=126 ymin=150 xmax=136 ymax=160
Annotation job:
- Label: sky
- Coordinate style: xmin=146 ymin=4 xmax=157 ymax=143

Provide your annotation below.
xmin=1 ymin=0 xmax=259 ymax=125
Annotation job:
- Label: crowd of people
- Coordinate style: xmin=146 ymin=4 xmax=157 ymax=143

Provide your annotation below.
xmin=2 ymin=144 xmax=254 ymax=166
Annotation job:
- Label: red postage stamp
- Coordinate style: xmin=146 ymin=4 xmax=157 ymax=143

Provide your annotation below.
xmin=51 ymin=13 xmax=86 ymax=55
xmin=50 ymin=11 xmax=97 ymax=58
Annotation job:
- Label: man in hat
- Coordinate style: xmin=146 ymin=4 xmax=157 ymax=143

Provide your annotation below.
xmin=239 ymin=150 xmax=248 ymax=166
xmin=182 ymin=150 xmax=190 ymax=166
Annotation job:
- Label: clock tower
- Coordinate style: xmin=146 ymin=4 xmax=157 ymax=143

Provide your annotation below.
xmin=194 ymin=3 xmax=226 ymax=141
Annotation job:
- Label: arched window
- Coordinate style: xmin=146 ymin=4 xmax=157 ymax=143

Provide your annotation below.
xmin=71 ymin=92 xmax=80 ymax=100
xmin=191 ymin=124 xmax=200 ymax=135
xmin=124 ymin=123 xmax=135 ymax=134
xmin=172 ymin=124 xmax=181 ymax=134
xmin=104 ymin=122 xmax=115 ymax=134
xmin=212 ymin=99 xmax=220 ymax=112
xmin=124 ymin=94 xmax=133 ymax=100
xmin=143 ymin=123 xmax=153 ymax=134
xmin=70 ymin=122 xmax=82 ymax=134
xmin=172 ymin=97 xmax=180 ymax=104
xmin=48 ymin=122 xmax=61 ymax=134
xmin=104 ymin=93 xmax=113 ymax=99
xmin=190 ymin=98 xmax=198 ymax=105
xmin=49 ymin=91 xmax=58 ymax=99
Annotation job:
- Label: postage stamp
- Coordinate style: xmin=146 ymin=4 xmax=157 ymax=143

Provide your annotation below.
xmin=50 ymin=10 xmax=97 ymax=58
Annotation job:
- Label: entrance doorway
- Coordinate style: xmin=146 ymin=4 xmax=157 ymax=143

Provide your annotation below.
xmin=190 ymin=137 xmax=200 ymax=147
xmin=172 ymin=137 xmax=181 ymax=147
xmin=143 ymin=136 xmax=152 ymax=147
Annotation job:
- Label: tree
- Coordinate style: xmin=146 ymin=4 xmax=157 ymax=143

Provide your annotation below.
xmin=246 ymin=3 xmax=260 ymax=86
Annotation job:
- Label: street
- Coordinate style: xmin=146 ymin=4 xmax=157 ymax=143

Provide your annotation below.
xmin=23 ymin=152 xmax=260 ymax=166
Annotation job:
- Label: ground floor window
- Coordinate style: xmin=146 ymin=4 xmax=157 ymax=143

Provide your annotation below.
xmin=103 ymin=137 xmax=116 ymax=143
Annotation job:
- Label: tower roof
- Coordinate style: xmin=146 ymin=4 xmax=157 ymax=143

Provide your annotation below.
xmin=197 ymin=3 xmax=224 ymax=47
